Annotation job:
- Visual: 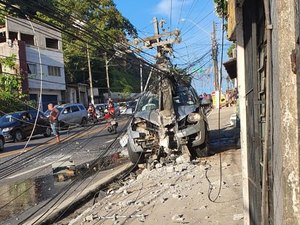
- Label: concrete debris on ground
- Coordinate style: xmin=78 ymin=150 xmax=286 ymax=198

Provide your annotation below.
xmin=62 ymin=107 xmax=242 ymax=225
xmin=67 ymin=150 xmax=243 ymax=225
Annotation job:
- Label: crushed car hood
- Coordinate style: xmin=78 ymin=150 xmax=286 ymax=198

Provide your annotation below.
xmin=134 ymin=110 xmax=160 ymax=126
xmin=175 ymin=105 xmax=198 ymax=121
xmin=0 ymin=121 xmax=19 ymax=129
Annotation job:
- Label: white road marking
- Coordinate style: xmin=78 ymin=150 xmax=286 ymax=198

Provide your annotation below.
xmin=7 ymin=155 xmax=71 ymax=179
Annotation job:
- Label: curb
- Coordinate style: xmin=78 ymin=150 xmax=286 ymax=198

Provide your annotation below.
xmin=24 ymin=162 xmax=133 ymax=225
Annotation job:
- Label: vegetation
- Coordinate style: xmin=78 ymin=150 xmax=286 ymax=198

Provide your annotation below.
xmin=0 ymin=55 xmax=35 ymax=113
xmin=227 ymin=43 xmax=235 ymax=58
xmin=213 ymin=0 xmax=228 ymax=19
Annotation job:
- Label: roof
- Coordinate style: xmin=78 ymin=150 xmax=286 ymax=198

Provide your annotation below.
xmin=223 ymin=58 xmax=237 ymax=79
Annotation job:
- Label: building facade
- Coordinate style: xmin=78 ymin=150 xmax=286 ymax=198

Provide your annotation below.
xmin=0 ymin=16 xmax=66 ymax=110
xmin=228 ymin=0 xmax=300 ymax=224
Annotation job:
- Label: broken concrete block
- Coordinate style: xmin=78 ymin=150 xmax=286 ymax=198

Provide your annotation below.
xmin=166 ymin=166 xmax=175 ymax=173
xmin=185 ymin=174 xmax=195 ymax=180
xmin=85 ymin=214 xmax=94 ymax=222
xmin=172 ymin=214 xmax=185 ymax=222
xmin=155 ymin=163 xmax=162 ymax=169
xmin=160 ymin=197 xmax=168 ymax=203
xmin=172 ymin=194 xmax=182 ymax=199
xmin=136 ymin=201 xmax=146 ymax=207
xmin=233 ymin=214 xmax=244 ymax=220
xmin=176 ymin=155 xmax=190 ymax=164
xmin=175 ymin=164 xmax=188 ymax=172
xmin=127 ymin=199 xmax=136 ymax=205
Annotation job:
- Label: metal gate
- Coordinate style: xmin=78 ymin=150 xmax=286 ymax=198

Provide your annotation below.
xmin=243 ymin=0 xmax=267 ymax=224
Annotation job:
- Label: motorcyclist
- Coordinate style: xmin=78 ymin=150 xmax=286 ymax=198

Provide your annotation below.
xmin=105 ymin=101 xmax=115 ymax=120
xmin=87 ymin=103 xmax=97 ymax=120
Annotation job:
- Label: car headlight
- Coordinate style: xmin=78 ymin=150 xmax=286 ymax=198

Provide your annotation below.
xmin=2 ymin=127 xmax=13 ymax=132
xmin=187 ymin=113 xmax=201 ymax=123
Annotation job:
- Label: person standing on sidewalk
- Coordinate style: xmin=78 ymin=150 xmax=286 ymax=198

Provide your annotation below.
xmin=48 ymin=103 xmax=61 ymax=144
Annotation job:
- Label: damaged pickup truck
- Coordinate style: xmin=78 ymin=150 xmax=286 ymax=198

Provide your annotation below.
xmin=124 ymin=76 xmax=208 ymax=165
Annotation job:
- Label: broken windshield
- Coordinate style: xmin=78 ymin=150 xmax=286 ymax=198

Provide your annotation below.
xmin=136 ymin=92 xmax=159 ymax=112
xmin=173 ymin=86 xmax=199 ymax=106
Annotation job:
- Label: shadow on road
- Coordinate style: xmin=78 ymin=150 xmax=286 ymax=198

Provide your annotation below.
xmin=208 ymin=124 xmax=240 ymax=155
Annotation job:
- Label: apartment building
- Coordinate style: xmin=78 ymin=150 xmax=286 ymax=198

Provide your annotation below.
xmin=0 ymin=16 xmax=66 ymax=110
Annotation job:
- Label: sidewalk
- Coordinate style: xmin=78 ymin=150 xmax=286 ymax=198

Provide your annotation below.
xmin=59 ymin=106 xmax=243 ymax=225
xmin=207 ymin=106 xmax=240 ymax=153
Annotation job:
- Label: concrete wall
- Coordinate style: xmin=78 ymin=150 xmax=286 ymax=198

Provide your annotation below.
xmin=235 ymin=2 xmax=250 ymax=224
xmin=274 ymin=0 xmax=300 ymax=224
xmin=5 ymin=16 xmax=63 ymax=51
xmin=26 ymin=46 xmax=65 ymax=90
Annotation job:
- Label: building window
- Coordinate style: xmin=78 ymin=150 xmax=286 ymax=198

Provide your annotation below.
xmin=8 ymin=32 xmax=17 ymax=41
xmin=45 ymin=38 xmax=58 ymax=49
xmin=27 ymin=64 xmax=37 ymax=77
xmin=48 ymin=66 xmax=61 ymax=76
xmin=21 ymin=33 xmax=34 ymax=45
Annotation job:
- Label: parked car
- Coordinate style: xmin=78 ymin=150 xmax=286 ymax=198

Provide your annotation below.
xmin=0 ymin=110 xmax=52 ymax=142
xmin=0 ymin=129 xmax=5 ymax=151
xmin=55 ymin=103 xmax=88 ymax=129
xmin=125 ymin=78 xmax=208 ymax=164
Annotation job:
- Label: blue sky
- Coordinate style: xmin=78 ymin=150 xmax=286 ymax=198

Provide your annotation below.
xmin=114 ymin=0 xmax=230 ymax=95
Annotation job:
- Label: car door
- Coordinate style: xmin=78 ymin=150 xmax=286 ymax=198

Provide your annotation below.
xmin=59 ymin=106 xmax=72 ymax=126
xmin=21 ymin=112 xmax=33 ymax=137
xmin=70 ymin=105 xmax=81 ymax=124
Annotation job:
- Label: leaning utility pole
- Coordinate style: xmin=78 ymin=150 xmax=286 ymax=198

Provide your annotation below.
xmin=211 ymin=22 xmax=219 ymax=91
xmin=87 ymin=44 xmax=94 ymax=104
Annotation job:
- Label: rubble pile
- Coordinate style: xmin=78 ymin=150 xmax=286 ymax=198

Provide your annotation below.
xmin=68 ymin=150 xmax=243 ymax=225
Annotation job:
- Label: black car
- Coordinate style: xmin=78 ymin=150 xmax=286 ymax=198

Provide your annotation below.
xmin=0 ymin=110 xmax=52 ymax=142
xmin=0 ymin=130 xmax=5 ymax=151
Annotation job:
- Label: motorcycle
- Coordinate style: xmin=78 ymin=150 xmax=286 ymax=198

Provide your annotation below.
xmin=87 ymin=112 xmax=98 ymax=124
xmin=104 ymin=109 xmax=118 ymax=134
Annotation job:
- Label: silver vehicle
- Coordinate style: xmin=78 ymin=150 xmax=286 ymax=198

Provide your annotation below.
xmin=0 ymin=129 xmax=5 ymax=151
xmin=55 ymin=103 xmax=88 ymax=128
xmin=125 ymin=77 xmax=208 ymax=165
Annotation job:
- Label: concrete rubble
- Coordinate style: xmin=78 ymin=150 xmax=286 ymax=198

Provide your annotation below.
xmin=60 ymin=107 xmax=242 ymax=225
xmin=67 ymin=150 xmax=243 ymax=225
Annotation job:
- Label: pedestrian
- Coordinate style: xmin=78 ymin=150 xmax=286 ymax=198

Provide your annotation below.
xmin=48 ymin=103 xmax=60 ymax=144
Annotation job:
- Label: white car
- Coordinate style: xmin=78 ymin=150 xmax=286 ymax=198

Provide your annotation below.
xmin=55 ymin=103 xmax=88 ymax=129
xmin=0 ymin=129 xmax=5 ymax=151
xmin=126 ymin=79 xmax=208 ymax=164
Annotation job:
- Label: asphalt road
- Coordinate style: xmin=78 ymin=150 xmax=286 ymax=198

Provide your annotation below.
xmin=0 ymin=115 xmax=132 ymax=224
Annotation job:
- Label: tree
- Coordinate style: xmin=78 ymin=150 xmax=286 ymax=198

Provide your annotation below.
xmin=214 ymin=0 xmax=228 ymax=19
xmin=0 ymin=55 xmax=35 ymax=113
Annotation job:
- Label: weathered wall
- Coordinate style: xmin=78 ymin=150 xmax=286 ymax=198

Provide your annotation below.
xmin=275 ymin=0 xmax=300 ymax=224
xmin=270 ymin=0 xmax=284 ymax=224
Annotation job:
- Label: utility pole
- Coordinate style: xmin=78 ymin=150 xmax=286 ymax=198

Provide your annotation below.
xmin=104 ymin=52 xmax=111 ymax=98
xmin=211 ymin=21 xmax=219 ymax=91
xmin=140 ymin=61 xmax=143 ymax=92
xmin=153 ymin=17 xmax=162 ymax=58
xmin=87 ymin=44 xmax=94 ymax=104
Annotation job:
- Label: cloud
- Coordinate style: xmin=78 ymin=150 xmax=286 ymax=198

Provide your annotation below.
xmin=154 ymin=0 xmax=191 ymax=17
